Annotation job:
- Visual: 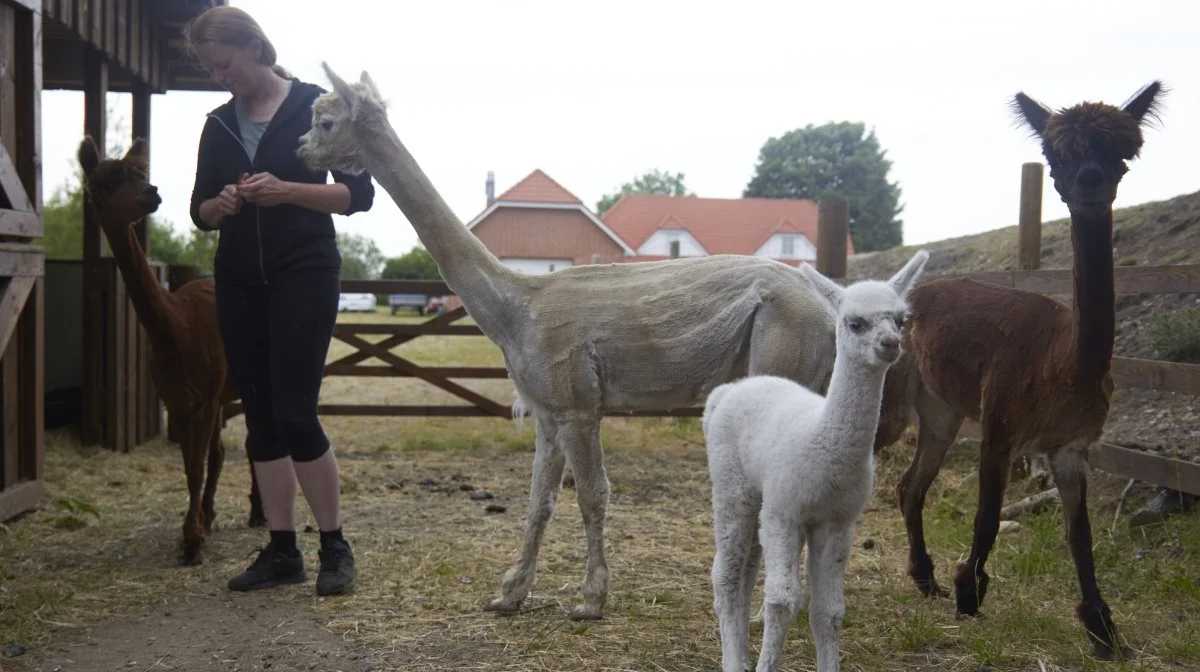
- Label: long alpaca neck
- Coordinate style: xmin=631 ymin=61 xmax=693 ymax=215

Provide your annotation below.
xmin=1068 ymin=208 xmax=1115 ymax=386
xmin=818 ymin=347 xmax=888 ymax=458
xmin=352 ymin=115 xmax=523 ymax=337
xmin=101 ymin=218 xmax=175 ymax=343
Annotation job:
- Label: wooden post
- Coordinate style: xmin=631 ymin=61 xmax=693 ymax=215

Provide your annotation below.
xmin=816 ymin=196 xmax=849 ymax=279
xmin=1018 ymin=162 xmax=1043 ymax=271
xmin=80 ymin=47 xmax=109 ymax=447
xmin=131 ymin=79 xmax=153 ymax=446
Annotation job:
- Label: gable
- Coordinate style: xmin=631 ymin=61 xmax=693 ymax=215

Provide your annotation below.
xmin=471 ymin=207 xmax=626 ymax=260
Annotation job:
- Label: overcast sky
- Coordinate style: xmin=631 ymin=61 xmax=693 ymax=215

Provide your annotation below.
xmin=40 ymin=0 xmax=1199 ymax=259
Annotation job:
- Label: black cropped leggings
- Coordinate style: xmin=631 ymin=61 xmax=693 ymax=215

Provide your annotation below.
xmin=216 ymin=269 xmax=339 ymax=463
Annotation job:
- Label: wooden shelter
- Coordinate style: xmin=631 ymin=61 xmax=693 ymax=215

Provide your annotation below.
xmin=1 ymin=0 xmax=227 ymax=523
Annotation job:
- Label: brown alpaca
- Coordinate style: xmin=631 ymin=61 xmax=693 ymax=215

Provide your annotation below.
xmin=77 ymin=136 xmax=266 ymax=565
xmin=873 ymin=81 xmax=1165 ymax=660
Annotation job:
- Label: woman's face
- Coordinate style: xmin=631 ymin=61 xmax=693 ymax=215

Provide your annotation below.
xmin=196 ymin=40 xmax=263 ymax=97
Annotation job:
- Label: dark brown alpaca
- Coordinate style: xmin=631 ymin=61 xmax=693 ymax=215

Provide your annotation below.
xmin=78 ymin=136 xmax=266 ymax=565
xmin=874 ymin=81 xmax=1166 ymax=660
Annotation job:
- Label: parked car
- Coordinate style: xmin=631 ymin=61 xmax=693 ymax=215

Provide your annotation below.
xmin=338 ymin=292 xmax=377 ymax=312
xmin=389 ymin=293 xmax=428 ymax=316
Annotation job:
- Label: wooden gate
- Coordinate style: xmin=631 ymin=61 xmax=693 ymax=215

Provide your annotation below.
xmin=0 ymin=0 xmax=45 ymax=522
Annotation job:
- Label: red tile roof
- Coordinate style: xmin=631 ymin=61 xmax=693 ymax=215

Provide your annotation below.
xmin=601 ymin=194 xmax=854 ymax=257
xmin=623 ymin=254 xmax=807 ymax=267
xmin=494 ymin=169 xmax=583 ymax=204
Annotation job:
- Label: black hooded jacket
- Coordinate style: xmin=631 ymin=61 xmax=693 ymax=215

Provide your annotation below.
xmin=189 ymin=78 xmax=374 ymax=285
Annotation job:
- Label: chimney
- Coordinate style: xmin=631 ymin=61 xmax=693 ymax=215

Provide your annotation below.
xmin=669 ymin=240 xmax=681 ymax=259
xmin=486 ymin=171 xmax=495 ymax=207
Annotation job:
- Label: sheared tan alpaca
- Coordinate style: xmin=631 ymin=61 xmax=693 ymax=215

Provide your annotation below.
xmin=78 ymin=137 xmax=265 ymax=566
xmin=873 ymin=81 xmax=1166 ymax=660
xmin=294 ymin=64 xmax=842 ymax=621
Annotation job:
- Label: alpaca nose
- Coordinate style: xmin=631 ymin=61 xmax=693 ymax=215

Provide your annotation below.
xmin=1076 ymin=165 xmax=1104 ymax=190
xmin=880 ymin=335 xmax=900 ymax=351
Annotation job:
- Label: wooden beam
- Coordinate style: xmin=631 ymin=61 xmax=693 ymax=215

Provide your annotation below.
xmin=0 ymin=209 xmax=39 ymax=237
xmin=0 ymin=276 xmax=34 ymax=355
xmin=323 ymin=365 xmax=510 ymax=379
xmin=2 ymin=315 xmax=18 ymax=488
xmin=81 ymin=47 xmax=108 ymax=448
xmin=0 ymin=480 xmax=43 ymax=522
xmin=935 ymin=265 xmax=1200 ymax=296
xmin=0 ymin=243 xmax=43 ymax=276
xmin=7 ymin=0 xmax=36 ymax=11
xmin=1088 ymin=443 xmax=1200 ymax=497
xmin=1018 ymin=162 xmax=1043 ymax=270
xmin=14 ymin=0 xmax=41 ymax=222
xmin=333 ymin=323 xmax=484 ymax=337
xmin=817 ymin=196 xmax=849 ymax=279
xmin=18 ymin=276 xmax=43 ymax=483
xmin=1110 ymin=357 xmax=1200 ymax=396
xmin=131 ymin=78 xmax=151 ymax=252
xmin=0 ymin=143 xmax=33 ymax=213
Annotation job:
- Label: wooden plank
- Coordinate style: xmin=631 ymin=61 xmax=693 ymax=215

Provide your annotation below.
xmin=8 ymin=0 xmax=37 ymax=12
xmin=0 ymin=244 xmax=43 ymax=276
xmin=334 ymin=323 xmax=484 ymax=337
xmin=19 ymin=276 xmax=43 ymax=483
xmin=0 ymin=209 xmax=40 ymax=236
xmin=1110 ymin=357 xmax=1200 ymax=396
xmin=1088 ymin=443 xmax=1200 ymax=497
xmin=15 ymin=0 xmax=42 ymax=223
xmin=80 ymin=48 xmax=108 ymax=448
xmin=221 ymin=403 xmax=707 ymax=420
xmin=341 ymin=279 xmax=452 ymax=294
xmin=124 ymin=286 xmax=137 ymax=449
xmin=0 ymin=480 xmax=43 ymax=522
xmin=115 ymin=0 xmax=127 ymax=67
xmin=109 ymin=271 xmax=127 ymax=451
xmin=78 ymin=0 xmax=91 ymax=43
xmin=131 ymin=78 xmax=150 ymax=250
xmin=324 ymin=307 xmax=469 ymax=371
xmin=0 ymin=143 xmax=33 ymax=213
xmin=336 ymin=332 xmax=510 ymax=417
xmin=2 ymin=320 xmax=19 ymax=488
xmin=0 ymin=4 xmax=12 ymax=163
xmin=91 ymin=0 xmax=103 ymax=50
xmin=935 ymin=265 xmax=1200 ymax=296
xmin=129 ymin=0 xmax=141 ymax=80
xmin=0 ymin=276 xmax=34 ymax=356
xmin=324 ymin=365 xmax=509 ymax=379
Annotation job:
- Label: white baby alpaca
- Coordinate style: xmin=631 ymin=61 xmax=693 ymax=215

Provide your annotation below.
xmin=703 ymin=250 xmax=929 ymax=672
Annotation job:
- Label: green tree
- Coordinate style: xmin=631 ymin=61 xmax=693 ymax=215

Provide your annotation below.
xmin=743 ymin=121 xmax=903 ymax=252
xmin=336 ymin=231 xmax=385 ymax=280
xmin=381 ymin=245 xmax=441 ymax=280
xmin=596 ymin=169 xmax=694 ymax=215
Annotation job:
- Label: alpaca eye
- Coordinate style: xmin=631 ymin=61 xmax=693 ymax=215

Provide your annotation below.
xmin=321 ymin=121 xmax=334 ymax=131
xmin=895 ymin=315 xmax=906 ymax=329
xmin=847 ymin=318 xmax=866 ymax=333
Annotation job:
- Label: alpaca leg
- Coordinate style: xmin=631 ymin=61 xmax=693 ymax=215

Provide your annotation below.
xmin=562 ymin=416 xmax=610 ymax=620
xmin=900 ymin=389 xmax=960 ymax=598
xmin=711 ymin=498 xmax=757 ymax=672
xmin=485 ymin=415 xmax=565 ymax=614
xmin=1050 ymin=446 xmax=1131 ymax=660
xmin=179 ymin=413 xmax=211 ymax=566
xmin=953 ymin=433 xmax=1010 ymax=617
xmin=201 ymin=408 xmax=225 ymax=534
xmin=245 ymin=434 xmax=267 ymax=527
xmin=757 ymin=518 xmax=803 ymax=672
xmin=749 ymin=531 xmax=798 ymax=629
xmin=807 ymin=523 xmax=854 ymax=672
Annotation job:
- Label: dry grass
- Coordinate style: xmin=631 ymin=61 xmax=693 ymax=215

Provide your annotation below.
xmin=2 ymin=309 xmax=1198 ymax=671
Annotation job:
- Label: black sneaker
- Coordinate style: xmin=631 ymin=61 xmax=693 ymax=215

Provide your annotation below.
xmin=228 ymin=542 xmax=307 ymax=591
xmin=316 ymin=538 xmax=356 ymax=596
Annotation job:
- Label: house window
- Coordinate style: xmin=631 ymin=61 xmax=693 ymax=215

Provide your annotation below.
xmin=781 ymin=235 xmax=796 ymax=257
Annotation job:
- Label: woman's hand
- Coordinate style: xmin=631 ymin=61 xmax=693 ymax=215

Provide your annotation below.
xmin=238 ymin=172 xmax=295 ymax=206
xmin=215 ymin=182 xmax=245 ymax=216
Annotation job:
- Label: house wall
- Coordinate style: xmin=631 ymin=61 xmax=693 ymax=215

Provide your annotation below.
xmin=471 ymin=206 xmax=626 ymax=265
xmin=754 ymin=232 xmax=817 ymax=261
xmin=636 ymin=228 xmax=707 ymax=257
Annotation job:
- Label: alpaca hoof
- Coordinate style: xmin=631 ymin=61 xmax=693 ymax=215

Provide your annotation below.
xmin=915 ymin=578 xmax=948 ymax=599
xmin=178 ymin=548 xmax=204 ymax=566
xmin=1093 ymin=642 xmax=1135 ymax=661
xmin=483 ymin=596 xmax=523 ymax=614
xmin=569 ymin=604 xmax=604 ymax=621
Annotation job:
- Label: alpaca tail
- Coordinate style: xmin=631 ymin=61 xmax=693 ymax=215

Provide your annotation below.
xmin=702 ymin=382 xmax=736 ymax=434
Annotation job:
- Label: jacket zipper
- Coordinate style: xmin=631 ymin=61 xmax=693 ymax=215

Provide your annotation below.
xmin=207 ymin=113 xmax=269 ymax=286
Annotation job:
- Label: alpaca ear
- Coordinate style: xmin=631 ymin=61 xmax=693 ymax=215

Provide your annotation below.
xmin=125 ymin=137 xmax=148 ymax=161
xmin=887 ymin=249 xmax=929 ymax=298
xmin=78 ymin=136 xmax=101 ymax=175
xmin=800 ymin=263 xmax=844 ymax=311
xmin=359 ymin=70 xmax=382 ymax=103
xmin=1012 ymin=91 xmax=1053 ymax=138
xmin=1120 ymin=80 xmax=1166 ymax=128
xmin=322 ymin=61 xmax=357 ymax=115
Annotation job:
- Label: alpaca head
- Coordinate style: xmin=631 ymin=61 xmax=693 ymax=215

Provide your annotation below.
xmin=297 ymin=62 xmax=386 ymax=176
xmin=800 ymin=250 xmax=929 ymax=369
xmin=1012 ymin=81 xmax=1165 ymax=220
xmin=77 ymin=136 xmax=162 ymax=229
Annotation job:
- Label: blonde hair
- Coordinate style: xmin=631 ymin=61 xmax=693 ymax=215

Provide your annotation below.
xmin=184 ymin=6 xmax=292 ymax=79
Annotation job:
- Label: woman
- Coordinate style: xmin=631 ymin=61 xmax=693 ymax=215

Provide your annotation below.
xmin=185 ymin=6 xmax=374 ymax=596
